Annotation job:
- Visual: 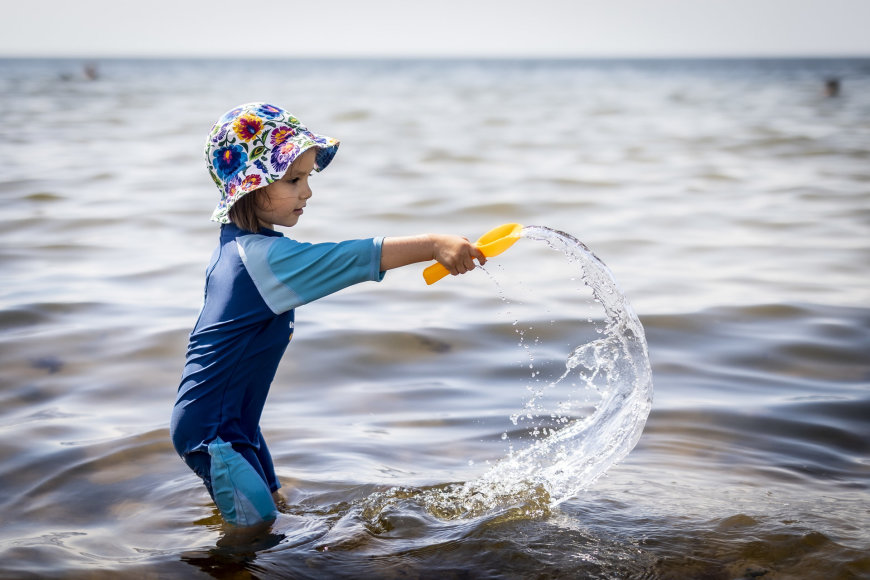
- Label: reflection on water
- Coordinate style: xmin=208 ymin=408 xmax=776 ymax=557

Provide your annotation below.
xmin=1 ymin=58 xmax=869 ymax=578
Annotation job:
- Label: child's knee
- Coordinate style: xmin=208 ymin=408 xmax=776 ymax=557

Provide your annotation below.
xmin=208 ymin=437 xmax=277 ymax=527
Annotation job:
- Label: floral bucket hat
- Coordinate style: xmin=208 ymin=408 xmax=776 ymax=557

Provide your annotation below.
xmin=205 ymin=102 xmax=340 ymax=223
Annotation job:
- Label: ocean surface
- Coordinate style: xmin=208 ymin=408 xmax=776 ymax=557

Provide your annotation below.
xmin=0 ymin=57 xmax=868 ymax=579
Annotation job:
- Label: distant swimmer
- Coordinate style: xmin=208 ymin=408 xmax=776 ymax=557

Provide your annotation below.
xmin=825 ymin=78 xmax=840 ymax=98
xmin=84 ymin=63 xmax=99 ymax=81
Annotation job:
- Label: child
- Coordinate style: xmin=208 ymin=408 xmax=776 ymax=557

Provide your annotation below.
xmin=170 ymin=102 xmax=485 ymax=527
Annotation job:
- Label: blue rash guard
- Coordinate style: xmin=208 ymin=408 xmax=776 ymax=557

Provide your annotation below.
xmin=170 ymin=223 xmax=384 ymax=525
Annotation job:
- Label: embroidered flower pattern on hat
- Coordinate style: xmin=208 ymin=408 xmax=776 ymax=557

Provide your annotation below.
xmin=205 ymin=103 xmax=339 ymax=224
xmin=270 ymin=142 xmax=298 ymax=175
xmin=255 ymin=104 xmax=282 ymax=119
xmin=213 ymin=144 xmax=247 ymax=181
xmin=270 ymin=126 xmax=295 ymax=145
xmin=233 ymin=114 xmax=264 ymax=142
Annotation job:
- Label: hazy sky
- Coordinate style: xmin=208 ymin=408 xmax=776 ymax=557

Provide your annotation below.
xmin=4 ymin=0 xmax=870 ymax=58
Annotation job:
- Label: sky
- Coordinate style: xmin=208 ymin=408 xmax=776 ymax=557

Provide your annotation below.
xmin=3 ymin=0 xmax=870 ymax=58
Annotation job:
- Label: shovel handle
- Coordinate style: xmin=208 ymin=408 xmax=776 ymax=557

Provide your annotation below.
xmin=423 ymin=262 xmax=451 ymax=285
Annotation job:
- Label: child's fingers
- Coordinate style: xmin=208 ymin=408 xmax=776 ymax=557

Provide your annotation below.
xmin=472 ymin=246 xmax=487 ymax=265
xmin=447 ymin=257 xmax=471 ymax=276
xmin=454 ymin=245 xmax=483 ymax=275
xmin=451 ymin=257 xmax=472 ymax=275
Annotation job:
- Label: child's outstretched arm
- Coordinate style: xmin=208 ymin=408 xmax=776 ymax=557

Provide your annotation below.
xmin=381 ymin=234 xmax=486 ymax=275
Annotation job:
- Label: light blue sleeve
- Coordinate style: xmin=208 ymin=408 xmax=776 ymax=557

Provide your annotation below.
xmin=237 ymin=235 xmax=385 ymax=314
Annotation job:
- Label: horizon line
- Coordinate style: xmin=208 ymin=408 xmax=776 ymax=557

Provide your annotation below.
xmin=3 ymin=53 xmax=870 ymax=61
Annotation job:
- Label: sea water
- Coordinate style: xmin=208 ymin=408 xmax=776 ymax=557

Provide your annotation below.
xmin=1 ymin=57 xmax=868 ymax=579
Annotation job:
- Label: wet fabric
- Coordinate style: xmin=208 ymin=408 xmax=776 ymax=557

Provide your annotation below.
xmin=208 ymin=437 xmax=277 ymax=526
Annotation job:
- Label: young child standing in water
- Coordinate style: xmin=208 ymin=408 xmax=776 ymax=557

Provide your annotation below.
xmin=170 ymin=103 xmax=485 ymax=527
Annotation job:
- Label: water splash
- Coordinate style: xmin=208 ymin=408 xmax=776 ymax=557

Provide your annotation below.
xmin=365 ymin=226 xmax=653 ymax=520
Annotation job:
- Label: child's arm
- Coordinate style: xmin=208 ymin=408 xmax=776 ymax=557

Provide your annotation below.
xmin=380 ymin=234 xmax=486 ymax=275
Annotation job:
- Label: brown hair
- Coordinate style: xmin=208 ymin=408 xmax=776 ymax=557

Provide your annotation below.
xmin=228 ymin=188 xmax=267 ymax=232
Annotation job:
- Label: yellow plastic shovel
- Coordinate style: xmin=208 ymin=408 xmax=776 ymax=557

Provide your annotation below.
xmin=423 ymin=223 xmax=523 ymax=285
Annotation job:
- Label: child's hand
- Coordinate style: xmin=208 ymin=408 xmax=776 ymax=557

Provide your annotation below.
xmin=431 ymin=234 xmax=487 ymax=276
xmin=380 ymin=234 xmax=486 ymax=273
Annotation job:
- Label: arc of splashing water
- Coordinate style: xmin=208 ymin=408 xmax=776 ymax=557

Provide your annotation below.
xmin=367 ymin=226 xmax=653 ymax=521
xmin=500 ymin=226 xmax=651 ymax=501
xmin=425 ymin=226 xmax=653 ymax=515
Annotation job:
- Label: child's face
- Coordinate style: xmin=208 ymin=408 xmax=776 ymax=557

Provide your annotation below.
xmin=255 ymin=148 xmax=317 ymax=229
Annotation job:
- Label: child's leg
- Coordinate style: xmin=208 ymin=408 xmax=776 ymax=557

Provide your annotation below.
xmin=254 ymin=428 xmax=281 ymax=493
xmin=172 ymin=406 xmax=279 ymax=526
xmin=182 ymin=449 xmax=218 ymax=500
xmin=178 ymin=439 xmax=278 ymax=526
xmin=207 ymin=437 xmax=278 ymax=527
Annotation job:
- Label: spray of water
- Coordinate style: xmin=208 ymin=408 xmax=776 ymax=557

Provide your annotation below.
xmin=364 ymin=226 xmax=653 ymax=522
